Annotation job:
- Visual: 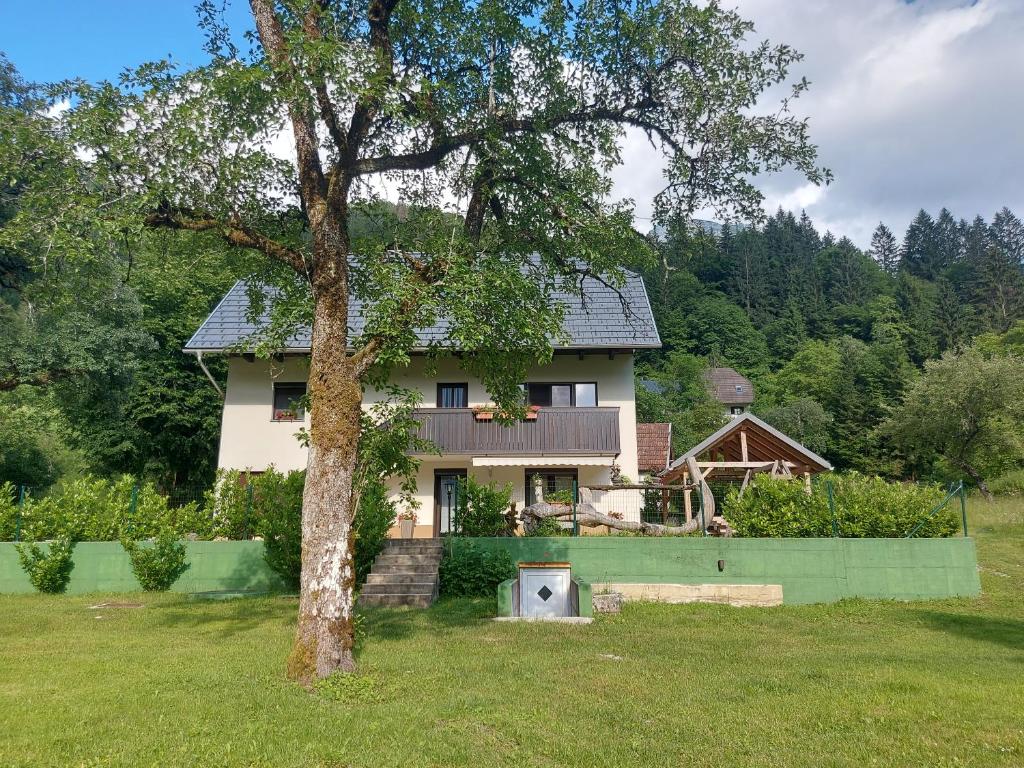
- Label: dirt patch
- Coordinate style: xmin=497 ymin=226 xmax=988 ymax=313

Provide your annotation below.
xmin=87 ymin=602 xmax=144 ymax=609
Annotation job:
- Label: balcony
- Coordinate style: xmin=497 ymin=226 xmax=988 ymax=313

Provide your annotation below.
xmin=410 ymin=407 xmax=620 ymax=457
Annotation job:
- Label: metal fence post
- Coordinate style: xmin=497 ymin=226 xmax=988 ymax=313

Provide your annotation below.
xmin=15 ymin=485 xmax=25 ymax=542
xmin=827 ymin=479 xmax=838 ymax=537
xmin=572 ymin=479 xmax=578 ymax=537
xmin=959 ymin=480 xmax=968 ymax=537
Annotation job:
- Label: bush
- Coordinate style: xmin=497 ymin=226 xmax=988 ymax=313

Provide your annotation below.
xmin=6 ymin=475 xmax=189 ymax=542
xmin=354 ymin=481 xmax=397 ymax=587
xmin=254 ymin=469 xmax=305 ymax=589
xmin=122 ymin=529 xmax=190 ymax=591
xmin=455 ymin=476 xmax=514 ymax=536
xmin=0 ymin=481 xmax=18 ymax=540
xmin=15 ymin=537 xmax=75 ymax=593
xmin=201 ymin=469 xmax=261 ymax=539
xmin=525 ymin=517 xmax=568 ymax=537
xmin=723 ymin=473 xmax=959 ymax=538
xmin=989 ymin=468 xmax=1024 ymax=496
xmin=439 ymin=543 xmax=516 ymax=597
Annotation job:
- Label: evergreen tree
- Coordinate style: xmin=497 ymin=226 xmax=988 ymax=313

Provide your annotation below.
xmin=869 ymin=223 xmax=899 ymax=276
xmin=900 ymin=209 xmax=938 ymax=279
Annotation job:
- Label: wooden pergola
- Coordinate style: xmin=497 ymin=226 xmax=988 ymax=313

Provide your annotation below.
xmin=659 ymin=413 xmax=833 ymax=522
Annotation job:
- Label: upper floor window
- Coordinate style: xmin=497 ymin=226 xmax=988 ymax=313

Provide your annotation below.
xmin=437 ymin=383 xmax=468 ymax=408
xmin=273 ymin=383 xmax=306 ymax=421
xmin=523 ymin=382 xmax=597 ymax=408
xmin=730 ymin=406 xmax=745 ymax=416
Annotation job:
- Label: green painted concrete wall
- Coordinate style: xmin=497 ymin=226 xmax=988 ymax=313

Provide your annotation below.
xmin=0 ymin=541 xmax=287 ymax=595
xmin=453 ymin=537 xmax=980 ymax=605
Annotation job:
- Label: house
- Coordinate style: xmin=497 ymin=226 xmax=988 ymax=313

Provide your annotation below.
xmin=636 ymin=423 xmax=672 ymax=481
xmin=185 ymin=272 xmax=661 ymax=537
xmin=704 ymin=366 xmax=754 ymax=417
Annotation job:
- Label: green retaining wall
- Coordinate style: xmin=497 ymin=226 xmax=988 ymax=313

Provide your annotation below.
xmin=453 ymin=537 xmax=980 ymax=605
xmin=0 ymin=541 xmax=287 ymax=595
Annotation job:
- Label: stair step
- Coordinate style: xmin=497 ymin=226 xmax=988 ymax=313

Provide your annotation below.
xmin=374 ymin=553 xmax=442 ymax=567
xmin=361 ymin=581 xmax=436 ymax=596
xmin=358 ymin=592 xmax=435 ymax=609
xmin=366 ymin=572 xmax=439 ymax=585
xmin=384 ymin=542 xmax=444 ymax=552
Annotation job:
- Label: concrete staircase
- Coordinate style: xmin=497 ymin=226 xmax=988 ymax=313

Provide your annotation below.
xmin=358 ymin=539 xmax=443 ymax=608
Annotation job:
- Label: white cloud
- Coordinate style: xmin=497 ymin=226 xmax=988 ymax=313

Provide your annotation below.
xmin=613 ymin=0 xmax=1024 ymax=247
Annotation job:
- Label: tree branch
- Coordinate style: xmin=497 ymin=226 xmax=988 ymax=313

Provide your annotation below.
xmin=250 ymin=0 xmax=327 ymax=210
xmin=144 ymin=208 xmax=306 ymax=273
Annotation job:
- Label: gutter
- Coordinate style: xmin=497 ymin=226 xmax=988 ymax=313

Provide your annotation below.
xmin=192 ymin=351 xmax=224 ymax=399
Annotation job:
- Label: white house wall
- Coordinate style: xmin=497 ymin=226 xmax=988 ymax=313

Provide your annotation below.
xmin=217 ymin=352 xmax=640 ymax=532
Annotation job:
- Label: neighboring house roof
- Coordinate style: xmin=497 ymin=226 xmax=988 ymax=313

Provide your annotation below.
xmin=638 ymin=378 xmax=666 ymax=395
xmin=703 ymin=367 xmax=754 ymax=405
xmin=636 ymin=423 xmax=672 ymax=473
xmin=662 ymin=412 xmax=832 ymax=477
xmin=184 ymin=271 xmax=661 ymax=352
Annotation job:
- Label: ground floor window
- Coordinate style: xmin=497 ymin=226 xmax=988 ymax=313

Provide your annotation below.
xmin=525 ymin=469 xmax=578 ymax=507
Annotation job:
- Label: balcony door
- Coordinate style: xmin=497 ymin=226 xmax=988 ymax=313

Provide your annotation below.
xmin=434 ymin=469 xmax=468 ymax=536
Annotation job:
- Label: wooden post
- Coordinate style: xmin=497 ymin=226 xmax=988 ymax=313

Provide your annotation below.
xmin=740 ymin=429 xmax=749 ymax=462
xmin=683 ymin=469 xmax=693 ymax=523
xmin=803 ymin=470 xmax=812 ymax=495
xmin=661 ymin=489 xmax=669 ymax=524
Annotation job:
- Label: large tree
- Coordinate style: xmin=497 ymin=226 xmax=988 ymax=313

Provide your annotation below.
xmin=882 ymin=347 xmax=1024 ymax=498
xmin=3 ymin=1 xmax=827 ymax=681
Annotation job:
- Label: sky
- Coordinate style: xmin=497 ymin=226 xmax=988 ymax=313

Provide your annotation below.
xmin=2 ymin=0 xmax=1021 ymax=248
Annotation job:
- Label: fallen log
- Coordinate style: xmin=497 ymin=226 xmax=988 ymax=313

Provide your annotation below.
xmin=520 ymin=486 xmax=722 ymax=536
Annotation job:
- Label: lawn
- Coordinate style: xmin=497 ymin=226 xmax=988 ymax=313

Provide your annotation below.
xmin=0 ymin=499 xmax=1021 ymax=768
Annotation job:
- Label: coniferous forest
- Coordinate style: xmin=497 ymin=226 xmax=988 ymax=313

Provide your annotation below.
xmin=637 ymin=207 xmax=1024 ymax=492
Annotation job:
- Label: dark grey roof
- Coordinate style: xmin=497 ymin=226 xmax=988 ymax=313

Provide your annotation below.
xmin=185 ymin=271 xmax=661 ymax=352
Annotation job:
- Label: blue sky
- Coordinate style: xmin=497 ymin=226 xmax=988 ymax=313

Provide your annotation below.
xmin=2 ymin=1 xmax=1021 ymax=246
xmin=0 ymin=2 xmax=253 ymax=83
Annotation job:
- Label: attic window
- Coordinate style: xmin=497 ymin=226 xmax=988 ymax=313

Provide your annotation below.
xmin=735 ymin=385 xmax=743 ymax=393
xmin=273 ymin=383 xmax=306 ymax=421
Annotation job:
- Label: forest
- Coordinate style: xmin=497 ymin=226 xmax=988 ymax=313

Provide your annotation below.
xmin=638 ymin=207 xmax=1024 ymax=492
xmin=2 ymin=50 xmax=1023 ymax=498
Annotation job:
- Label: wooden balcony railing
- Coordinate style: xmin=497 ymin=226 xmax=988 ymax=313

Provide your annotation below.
xmin=409 ymin=407 xmax=620 ymax=456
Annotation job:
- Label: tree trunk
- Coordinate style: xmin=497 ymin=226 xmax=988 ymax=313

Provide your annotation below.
xmin=961 ymin=463 xmax=993 ymax=502
xmin=287 ymin=284 xmax=363 ymax=685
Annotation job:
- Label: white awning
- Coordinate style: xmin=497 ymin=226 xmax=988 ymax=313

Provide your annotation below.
xmin=472 ymin=456 xmax=615 ymax=467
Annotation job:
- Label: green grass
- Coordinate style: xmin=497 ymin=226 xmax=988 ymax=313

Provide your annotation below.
xmin=1 ymin=499 xmax=1022 ymax=768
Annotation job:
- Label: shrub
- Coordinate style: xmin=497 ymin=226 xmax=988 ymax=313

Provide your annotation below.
xmin=354 ymin=480 xmax=397 ymax=587
xmin=439 ymin=543 xmax=516 ymax=597
xmin=15 ymin=537 xmax=76 ymax=593
xmin=9 ymin=475 xmax=183 ymax=542
xmin=526 ymin=517 xmax=568 ymax=537
xmin=723 ymin=473 xmax=959 ymax=538
xmin=122 ymin=529 xmax=190 ymax=591
xmin=257 ymin=469 xmax=305 ymax=590
xmin=201 ymin=469 xmax=261 ymax=539
xmin=0 ymin=481 xmax=18 ymax=540
xmin=455 ymin=476 xmax=514 ymax=536
xmin=989 ymin=468 xmax=1024 ymax=496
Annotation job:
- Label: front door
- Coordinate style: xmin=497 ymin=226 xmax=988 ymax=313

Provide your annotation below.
xmin=434 ymin=469 xmax=468 ymax=536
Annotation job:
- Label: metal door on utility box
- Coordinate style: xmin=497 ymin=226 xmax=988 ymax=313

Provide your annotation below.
xmin=519 ymin=567 xmax=570 ymax=618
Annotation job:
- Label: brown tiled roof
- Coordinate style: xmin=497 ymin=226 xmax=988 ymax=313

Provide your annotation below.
xmin=703 ymin=367 xmax=754 ymax=405
xmin=636 ymin=423 xmax=672 ymax=473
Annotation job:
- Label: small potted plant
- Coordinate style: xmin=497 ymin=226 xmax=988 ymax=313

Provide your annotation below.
xmin=473 ymin=405 xmax=495 ymax=422
xmin=524 ymin=405 xmax=541 ymax=421
xmin=275 ymin=408 xmax=297 ymax=421
xmin=398 ymin=510 xmax=416 ymax=538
